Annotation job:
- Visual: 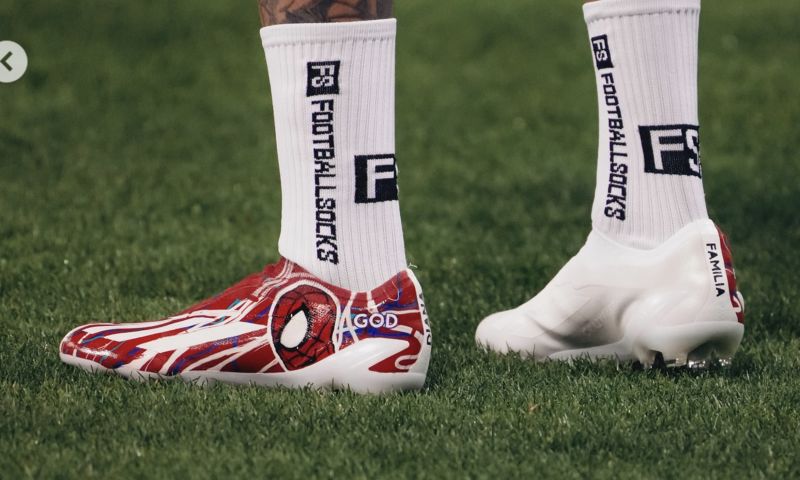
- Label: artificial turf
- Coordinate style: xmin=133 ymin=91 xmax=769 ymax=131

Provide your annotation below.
xmin=1 ymin=0 xmax=799 ymax=478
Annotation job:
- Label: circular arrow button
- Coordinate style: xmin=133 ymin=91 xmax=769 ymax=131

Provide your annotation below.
xmin=0 ymin=41 xmax=28 ymax=83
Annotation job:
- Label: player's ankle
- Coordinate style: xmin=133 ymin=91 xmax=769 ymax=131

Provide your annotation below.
xmin=585 ymin=0 xmax=708 ymax=249
xmin=263 ymin=20 xmax=406 ymax=292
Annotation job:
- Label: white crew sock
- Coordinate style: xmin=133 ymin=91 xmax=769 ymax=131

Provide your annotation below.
xmin=261 ymin=19 xmax=406 ymax=291
xmin=584 ymin=0 xmax=708 ymax=249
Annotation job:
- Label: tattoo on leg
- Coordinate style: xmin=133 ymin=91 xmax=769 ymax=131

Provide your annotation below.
xmin=259 ymin=0 xmax=393 ymax=26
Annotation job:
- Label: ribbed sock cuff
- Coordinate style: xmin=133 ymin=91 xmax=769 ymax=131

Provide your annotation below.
xmin=584 ymin=0 xmax=699 ymax=23
xmin=261 ymin=18 xmax=396 ymax=48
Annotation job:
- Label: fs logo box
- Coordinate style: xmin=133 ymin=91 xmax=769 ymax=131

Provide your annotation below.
xmin=306 ymin=61 xmax=340 ymax=97
xmin=639 ymin=124 xmax=702 ymax=178
xmin=355 ymin=154 xmax=398 ymax=204
xmin=591 ymin=34 xmax=614 ymax=70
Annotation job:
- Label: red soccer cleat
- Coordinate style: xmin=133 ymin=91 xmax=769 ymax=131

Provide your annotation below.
xmin=60 ymin=259 xmax=431 ymax=393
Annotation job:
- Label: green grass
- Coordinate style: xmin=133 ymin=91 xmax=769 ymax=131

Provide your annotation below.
xmin=2 ymin=0 xmax=800 ymax=478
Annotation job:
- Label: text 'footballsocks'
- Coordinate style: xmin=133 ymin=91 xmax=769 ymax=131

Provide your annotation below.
xmin=584 ymin=0 xmax=708 ymax=249
xmin=261 ymin=19 xmax=406 ymax=291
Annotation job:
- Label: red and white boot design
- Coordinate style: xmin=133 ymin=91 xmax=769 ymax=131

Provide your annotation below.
xmin=60 ymin=259 xmax=431 ymax=393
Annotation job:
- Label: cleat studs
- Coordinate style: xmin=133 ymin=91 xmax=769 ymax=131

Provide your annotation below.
xmin=670 ymin=354 xmax=688 ymax=368
xmin=638 ymin=351 xmax=656 ymax=369
xmin=687 ymin=359 xmax=708 ymax=371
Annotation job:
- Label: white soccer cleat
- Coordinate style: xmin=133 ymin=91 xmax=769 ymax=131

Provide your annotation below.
xmin=476 ymin=219 xmax=745 ymax=368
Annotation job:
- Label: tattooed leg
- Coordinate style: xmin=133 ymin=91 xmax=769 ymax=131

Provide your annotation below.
xmin=259 ymin=0 xmax=393 ymax=26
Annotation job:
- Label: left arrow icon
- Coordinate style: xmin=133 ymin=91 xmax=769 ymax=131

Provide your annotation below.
xmin=0 ymin=41 xmax=28 ymax=83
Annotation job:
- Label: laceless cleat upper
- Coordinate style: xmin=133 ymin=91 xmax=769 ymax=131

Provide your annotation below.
xmin=60 ymin=258 xmax=432 ymax=393
xmin=476 ymin=219 xmax=744 ymax=367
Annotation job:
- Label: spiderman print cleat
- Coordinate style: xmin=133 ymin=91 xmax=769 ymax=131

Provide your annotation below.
xmin=60 ymin=259 xmax=432 ymax=393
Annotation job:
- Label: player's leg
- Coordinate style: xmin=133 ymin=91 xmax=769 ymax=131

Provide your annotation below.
xmin=258 ymin=0 xmax=392 ymax=25
xmin=58 ymin=1 xmax=432 ymax=392
xmin=256 ymin=0 xmax=405 ymax=292
xmin=476 ymin=0 xmax=744 ymax=368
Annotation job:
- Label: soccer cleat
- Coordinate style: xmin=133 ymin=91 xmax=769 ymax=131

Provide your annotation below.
xmin=60 ymin=258 xmax=432 ymax=393
xmin=476 ymin=219 xmax=745 ymax=368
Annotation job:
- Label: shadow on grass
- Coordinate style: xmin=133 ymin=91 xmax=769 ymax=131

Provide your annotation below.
xmin=464 ymin=347 xmax=760 ymax=386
